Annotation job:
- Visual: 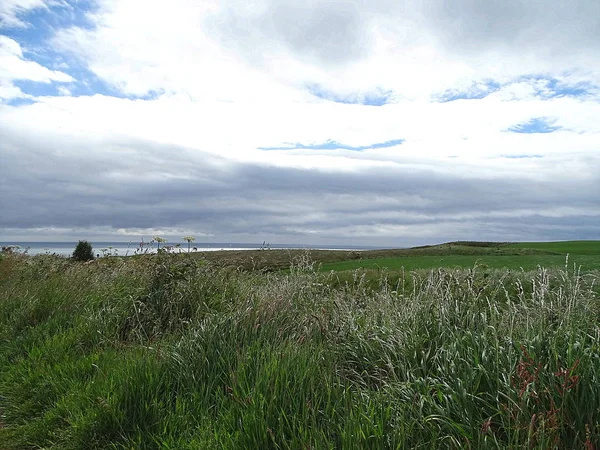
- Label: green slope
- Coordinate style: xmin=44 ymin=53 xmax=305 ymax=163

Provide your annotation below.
xmin=321 ymin=241 xmax=600 ymax=272
xmin=504 ymin=240 xmax=600 ymax=255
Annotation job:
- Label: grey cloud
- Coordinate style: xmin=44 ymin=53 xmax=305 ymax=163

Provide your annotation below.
xmin=206 ymin=0 xmax=373 ymax=67
xmin=423 ymin=0 xmax=600 ymax=58
xmin=2 ymin=123 xmax=599 ymax=245
xmin=207 ymin=0 xmax=600 ymax=70
xmin=268 ymin=1 xmax=368 ymax=64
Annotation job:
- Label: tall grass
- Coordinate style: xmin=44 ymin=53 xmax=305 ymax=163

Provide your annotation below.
xmin=0 ymin=251 xmax=599 ymax=449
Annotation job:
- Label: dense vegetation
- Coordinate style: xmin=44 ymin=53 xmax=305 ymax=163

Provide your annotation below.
xmin=72 ymin=240 xmax=95 ymax=262
xmin=1 ymin=242 xmax=599 ymax=448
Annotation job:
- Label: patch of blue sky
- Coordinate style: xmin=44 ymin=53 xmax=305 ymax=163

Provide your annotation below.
xmin=10 ymin=50 xmax=159 ymax=101
xmin=12 ymin=79 xmax=61 ymax=97
xmin=545 ymin=80 xmax=591 ymax=98
xmin=5 ymin=1 xmax=94 ymax=48
xmin=435 ymin=80 xmax=501 ymax=102
xmin=259 ymin=139 xmax=404 ymax=151
xmin=9 ymin=62 xmax=114 ymax=99
xmin=516 ymin=74 xmax=596 ymax=99
xmin=4 ymin=97 xmax=37 ymax=107
xmin=507 ymin=117 xmax=561 ymax=134
xmin=307 ymin=84 xmax=393 ymax=106
xmin=500 ymin=154 xmax=544 ymax=159
xmin=2 ymin=1 xmax=119 ymax=100
xmin=435 ymin=75 xmax=597 ymax=103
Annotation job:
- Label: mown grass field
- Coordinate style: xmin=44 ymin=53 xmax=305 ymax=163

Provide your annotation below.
xmin=1 ymin=241 xmax=599 ymax=449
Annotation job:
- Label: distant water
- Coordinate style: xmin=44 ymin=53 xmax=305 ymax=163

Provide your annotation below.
xmin=0 ymin=242 xmax=383 ymax=257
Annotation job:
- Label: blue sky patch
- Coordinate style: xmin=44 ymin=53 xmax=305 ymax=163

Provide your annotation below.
xmin=500 ymin=154 xmax=544 ymax=159
xmin=545 ymin=79 xmax=590 ymax=98
xmin=517 ymin=74 xmax=596 ymax=99
xmin=435 ymin=75 xmax=597 ymax=103
xmin=307 ymin=84 xmax=393 ymax=106
xmin=435 ymin=80 xmax=501 ymax=102
xmin=507 ymin=117 xmax=561 ymax=134
xmin=5 ymin=97 xmax=36 ymax=107
xmin=2 ymin=1 xmax=103 ymax=99
xmin=5 ymin=1 xmax=95 ymax=49
xmin=259 ymin=139 xmax=404 ymax=151
xmin=12 ymin=79 xmax=66 ymax=98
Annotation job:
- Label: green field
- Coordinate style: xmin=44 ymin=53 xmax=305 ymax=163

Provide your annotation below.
xmin=505 ymin=240 xmax=600 ymax=255
xmin=321 ymin=241 xmax=600 ymax=272
xmin=1 ymin=242 xmax=600 ymax=449
xmin=169 ymin=240 xmax=600 ymax=273
xmin=321 ymin=254 xmax=600 ymax=272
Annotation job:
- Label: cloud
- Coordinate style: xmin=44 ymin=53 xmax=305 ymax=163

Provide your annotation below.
xmin=56 ymin=85 xmax=71 ymax=95
xmin=1 ymin=93 xmax=599 ymax=244
xmin=507 ymin=117 xmax=561 ymax=134
xmin=208 ymin=0 xmax=373 ymax=68
xmin=259 ymin=139 xmax=404 ymax=151
xmin=1 ymin=0 xmax=600 ymax=245
xmin=0 ymin=36 xmax=73 ymax=102
xmin=424 ymin=0 xmax=600 ymax=61
xmin=0 ymin=0 xmax=73 ymax=29
xmin=0 ymin=0 xmax=47 ymax=28
xmin=47 ymin=0 xmax=600 ymax=106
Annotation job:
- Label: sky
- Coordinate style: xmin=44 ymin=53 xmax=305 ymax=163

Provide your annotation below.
xmin=0 ymin=0 xmax=599 ymax=247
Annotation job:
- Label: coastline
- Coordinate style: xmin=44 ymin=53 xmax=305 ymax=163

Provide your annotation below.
xmin=0 ymin=242 xmax=380 ymax=257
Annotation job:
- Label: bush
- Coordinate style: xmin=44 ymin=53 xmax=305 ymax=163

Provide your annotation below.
xmin=72 ymin=240 xmax=94 ymax=261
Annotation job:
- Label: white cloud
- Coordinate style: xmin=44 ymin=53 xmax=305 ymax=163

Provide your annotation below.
xmin=1 ymin=0 xmax=600 ymax=243
xmin=0 ymin=0 xmax=46 ymax=28
xmin=0 ymin=36 xmax=73 ymax=101
xmin=57 ymin=85 xmax=71 ymax=96
xmin=0 ymin=80 xmax=26 ymax=101
xmin=0 ymin=0 xmax=69 ymax=28
xmin=52 ymin=0 xmax=600 ymax=101
xmin=1 ymin=91 xmax=598 ymax=243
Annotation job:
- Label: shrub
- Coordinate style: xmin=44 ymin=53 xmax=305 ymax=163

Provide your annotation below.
xmin=72 ymin=240 xmax=94 ymax=261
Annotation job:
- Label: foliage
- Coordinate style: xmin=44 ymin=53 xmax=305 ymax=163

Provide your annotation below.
xmin=71 ymin=240 xmax=94 ymax=261
xmin=0 ymin=251 xmax=599 ymax=449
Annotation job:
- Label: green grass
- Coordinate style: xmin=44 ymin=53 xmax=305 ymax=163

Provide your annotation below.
xmin=505 ymin=240 xmax=600 ymax=255
xmin=320 ymin=240 xmax=600 ymax=273
xmin=1 ymin=249 xmax=600 ymax=449
xmin=321 ymin=254 xmax=600 ymax=272
xmin=100 ymin=241 xmax=600 ymax=273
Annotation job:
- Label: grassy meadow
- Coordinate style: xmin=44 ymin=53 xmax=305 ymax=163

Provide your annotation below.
xmin=1 ymin=241 xmax=599 ymax=449
xmin=186 ymin=241 xmax=600 ymax=273
xmin=319 ymin=241 xmax=600 ymax=273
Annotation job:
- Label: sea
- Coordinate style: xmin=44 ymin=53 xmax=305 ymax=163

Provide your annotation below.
xmin=0 ymin=241 xmax=384 ymax=257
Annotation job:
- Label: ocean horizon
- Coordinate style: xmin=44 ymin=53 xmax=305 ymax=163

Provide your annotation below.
xmin=0 ymin=241 xmax=388 ymax=257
